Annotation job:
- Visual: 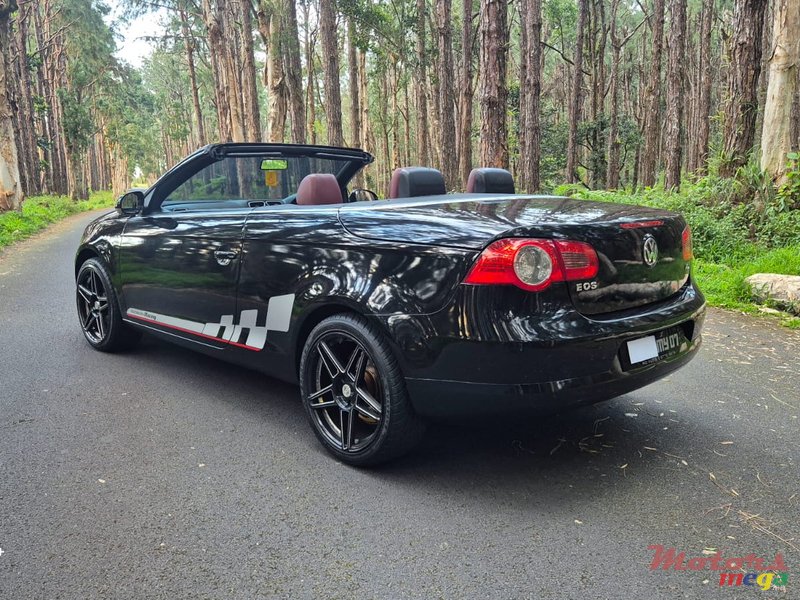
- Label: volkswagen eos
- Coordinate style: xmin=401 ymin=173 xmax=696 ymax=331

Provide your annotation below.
xmin=74 ymin=143 xmax=705 ymax=465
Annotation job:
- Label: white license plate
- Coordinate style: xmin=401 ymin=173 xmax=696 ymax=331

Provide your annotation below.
xmin=627 ymin=335 xmax=660 ymax=364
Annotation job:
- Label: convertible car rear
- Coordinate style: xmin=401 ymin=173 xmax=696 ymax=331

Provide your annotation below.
xmin=75 ymin=143 xmax=705 ymax=465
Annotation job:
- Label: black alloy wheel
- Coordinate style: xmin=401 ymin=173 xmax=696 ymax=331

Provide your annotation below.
xmin=76 ymin=258 xmax=141 ymax=352
xmin=300 ymin=314 xmax=425 ymax=466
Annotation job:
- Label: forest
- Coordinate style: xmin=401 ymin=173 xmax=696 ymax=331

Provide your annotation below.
xmin=0 ymin=0 xmax=798 ymax=208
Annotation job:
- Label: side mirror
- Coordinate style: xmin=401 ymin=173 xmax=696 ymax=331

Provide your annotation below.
xmin=116 ymin=190 xmax=144 ymax=215
xmin=348 ymin=188 xmax=380 ymax=202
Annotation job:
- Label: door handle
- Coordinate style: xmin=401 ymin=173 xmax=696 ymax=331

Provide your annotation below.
xmin=214 ymin=249 xmax=239 ymax=266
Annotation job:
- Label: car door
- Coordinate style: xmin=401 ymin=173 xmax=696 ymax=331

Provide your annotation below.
xmin=118 ymin=156 xmax=251 ymax=350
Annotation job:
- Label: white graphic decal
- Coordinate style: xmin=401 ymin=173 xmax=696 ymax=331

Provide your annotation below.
xmin=126 ymin=293 xmax=295 ymax=351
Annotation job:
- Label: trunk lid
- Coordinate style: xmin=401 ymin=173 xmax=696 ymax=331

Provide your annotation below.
xmin=339 ymin=194 xmax=690 ymax=314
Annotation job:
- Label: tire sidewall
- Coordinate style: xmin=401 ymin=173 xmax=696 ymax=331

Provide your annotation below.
xmin=76 ymin=258 xmax=125 ymax=351
xmin=299 ymin=315 xmax=402 ymax=465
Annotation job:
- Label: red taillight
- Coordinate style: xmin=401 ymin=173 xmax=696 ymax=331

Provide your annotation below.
xmin=464 ymin=238 xmax=598 ymax=292
xmin=682 ymin=226 xmax=693 ymax=261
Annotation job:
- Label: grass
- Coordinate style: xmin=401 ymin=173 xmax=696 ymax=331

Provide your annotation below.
xmin=567 ymin=181 xmax=800 ymax=327
xmin=0 ymin=191 xmax=115 ymax=249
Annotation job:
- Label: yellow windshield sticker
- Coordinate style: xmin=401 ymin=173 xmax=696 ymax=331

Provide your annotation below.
xmin=265 ymin=170 xmax=279 ymax=187
xmin=260 ymin=159 xmax=288 ymax=170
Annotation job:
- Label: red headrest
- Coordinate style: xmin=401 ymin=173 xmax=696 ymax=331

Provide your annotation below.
xmin=296 ymin=174 xmax=343 ymax=206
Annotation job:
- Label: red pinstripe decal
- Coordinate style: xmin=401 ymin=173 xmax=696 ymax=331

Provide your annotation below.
xmin=127 ymin=313 xmax=261 ymax=351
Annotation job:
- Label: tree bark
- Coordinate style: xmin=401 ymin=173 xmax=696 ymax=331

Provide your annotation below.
xmin=180 ymin=7 xmax=206 ymax=148
xmin=0 ymin=0 xmax=23 ymax=210
xmin=760 ymin=0 xmax=799 ymax=184
xmin=519 ymin=0 xmax=541 ymax=191
xmin=437 ymin=0 xmax=458 ymax=188
xmin=319 ymin=0 xmax=344 ymax=146
xmin=639 ymin=0 xmax=665 ymax=187
xmin=416 ymin=0 xmax=430 ymax=166
xmin=664 ymin=0 xmax=687 ymax=190
xmin=457 ymin=0 xmax=474 ymax=185
xmin=692 ymin=0 xmax=714 ymax=174
xmin=284 ymin=0 xmax=305 ymax=144
xmin=240 ymin=0 xmax=262 ymax=142
xmin=478 ymin=0 xmax=509 ymax=170
xmin=347 ymin=18 xmax=360 ymax=149
xmin=565 ymin=0 xmax=587 ymax=183
xmin=606 ymin=0 xmax=621 ymax=189
xmin=720 ymin=0 xmax=768 ymax=176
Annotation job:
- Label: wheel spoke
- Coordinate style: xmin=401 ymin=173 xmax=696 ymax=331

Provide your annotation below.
xmin=317 ymin=340 xmax=344 ymax=376
xmin=84 ymin=313 xmax=97 ymax=331
xmin=339 ymin=409 xmax=355 ymax=450
xmin=345 ymin=346 xmax=364 ymax=378
xmin=308 ymin=384 xmax=333 ymax=401
xmin=357 ymin=386 xmax=382 ymax=416
xmin=354 ymin=400 xmax=381 ymax=422
xmin=96 ymin=311 xmax=105 ymax=338
xmin=310 ymin=399 xmax=336 ymax=409
xmin=77 ymin=284 xmax=93 ymax=303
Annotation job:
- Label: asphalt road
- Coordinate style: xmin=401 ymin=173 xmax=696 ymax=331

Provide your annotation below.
xmin=1 ymin=211 xmax=798 ymax=599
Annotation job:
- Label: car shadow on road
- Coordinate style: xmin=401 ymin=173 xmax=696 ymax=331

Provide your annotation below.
xmin=133 ymin=335 xmax=708 ymax=503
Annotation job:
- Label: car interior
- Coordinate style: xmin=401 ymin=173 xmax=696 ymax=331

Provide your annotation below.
xmin=158 ymin=151 xmax=517 ymax=213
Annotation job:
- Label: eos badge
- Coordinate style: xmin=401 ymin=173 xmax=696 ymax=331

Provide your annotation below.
xmin=576 ymin=281 xmax=598 ymax=292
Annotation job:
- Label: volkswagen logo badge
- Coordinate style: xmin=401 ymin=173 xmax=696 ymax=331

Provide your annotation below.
xmin=642 ymin=235 xmax=658 ymax=267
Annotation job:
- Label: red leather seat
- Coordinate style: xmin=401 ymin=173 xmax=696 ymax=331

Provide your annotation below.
xmin=296 ymin=173 xmax=343 ymax=206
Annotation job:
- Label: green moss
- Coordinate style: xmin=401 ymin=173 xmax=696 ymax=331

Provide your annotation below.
xmin=0 ymin=192 xmax=115 ymax=249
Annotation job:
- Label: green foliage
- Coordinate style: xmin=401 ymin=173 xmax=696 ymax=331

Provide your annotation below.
xmin=775 ymin=152 xmax=800 ymax=212
xmin=0 ymin=193 xmax=115 ymax=249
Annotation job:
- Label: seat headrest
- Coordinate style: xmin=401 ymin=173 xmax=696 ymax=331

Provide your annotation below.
xmin=466 ymin=168 xmax=515 ymax=194
xmin=389 ymin=167 xmax=446 ymax=198
xmin=296 ymin=173 xmax=343 ymax=206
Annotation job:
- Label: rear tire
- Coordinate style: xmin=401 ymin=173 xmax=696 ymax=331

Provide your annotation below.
xmin=76 ymin=258 xmax=141 ymax=352
xmin=299 ymin=314 xmax=426 ymax=466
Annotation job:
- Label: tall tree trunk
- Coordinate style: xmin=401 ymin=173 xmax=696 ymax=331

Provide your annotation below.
xmin=259 ymin=2 xmax=287 ymax=142
xmin=180 ymin=7 xmax=206 ymax=148
xmin=760 ymin=0 xmax=799 ymax=184
xmin=302 ymin=0 xmax=316 ymax=144
xmin=720 ymin=0 xmax=767 ymax=176
xmin=13 ymin=0 xmax=39 ymax=195
xmin=283 ymin=0 xmax=305 ymax=144
xmin=693 ymin=0 xmax=714 ymax=175
xmin=664 ymin=0 xmax=687 ymax=190
xmin=319 ymin=0 xmax=344 ymax=146
xmin=240 ymin=0 xmax=261 ymax=141
xmin=203 ymin=0 xmax=232 ymax=142
xmin=519 ymin=0 xmax=541 ymax=191
xmin=457 ymin=0 xmax=474 ymax=185
xmin=416 ymin=0 xmax=430 ymax=165
xmin=606 ymin=0 xmax=621 ymax=188
xmin=478 ymin=0 xmax=509 ymax=169
xmin=437 ymin=0 xmax=458 ymax=187
xmin=347 ymin=18 xmax=360 ymax=149
xmin=639 ymin=0 xmax=665 ymax=187
xmin=0 ymin=0 xmax=23 ymax=210
xmin=565 ymin=0 xmax=587 ymax=183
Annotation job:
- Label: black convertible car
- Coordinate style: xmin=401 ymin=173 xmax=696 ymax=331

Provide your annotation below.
xmin=75 ymin=143 xmax=705 ymax=465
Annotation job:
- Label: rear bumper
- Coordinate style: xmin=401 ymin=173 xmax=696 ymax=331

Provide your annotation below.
xmin=379 ymin=279 xmax=706 ymax=418
xmin=405 ymin=333 xmax=701 ymax=417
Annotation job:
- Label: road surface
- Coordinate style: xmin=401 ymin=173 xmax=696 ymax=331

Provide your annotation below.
xmin=1 ymin=211 xmax=798 ymax=599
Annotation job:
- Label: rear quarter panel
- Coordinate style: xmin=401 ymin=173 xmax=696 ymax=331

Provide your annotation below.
xmin=235 ymin=207 xmax=476 ymax=381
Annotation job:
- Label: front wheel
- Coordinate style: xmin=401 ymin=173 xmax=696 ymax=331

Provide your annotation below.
xmin=76 ymin=258 xmax=141 ymax=352
xmin=299 ymin=314 xmax=425 ymax=466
